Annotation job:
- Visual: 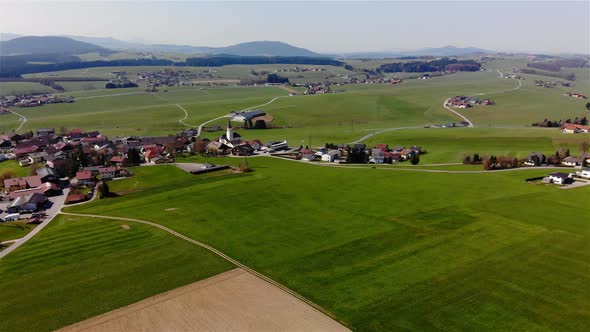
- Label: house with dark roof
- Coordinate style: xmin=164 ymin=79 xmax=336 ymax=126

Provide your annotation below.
xmin=524 ymin=152 xmax=546 ymax=166
xmin=36 ymin=167 xmax=58 ymax=183
xmin=548 ymin=172 xmax=574 ymax=185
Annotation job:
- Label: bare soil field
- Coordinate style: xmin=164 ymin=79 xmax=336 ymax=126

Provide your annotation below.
xmin=59 ymin=268 xmax=349 ymax=332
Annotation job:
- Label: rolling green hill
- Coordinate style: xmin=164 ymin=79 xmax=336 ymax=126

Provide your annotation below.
xmin=0 ymin=36 xmax=109 ymax=56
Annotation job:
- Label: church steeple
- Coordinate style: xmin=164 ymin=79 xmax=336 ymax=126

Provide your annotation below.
xmin=226 ymin=120 xmax=234 ymax=141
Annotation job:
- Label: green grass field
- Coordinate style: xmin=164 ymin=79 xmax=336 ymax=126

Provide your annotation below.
xmin=0 ymin=221 xmax=36 ymax=242
xmin=0 ymin=214 xmax=233 ymax=331
xmin=3 ymin=60 xmax=587 ymax=144
xmin=0 ymin=160 xmax=31 ymax=178
xmin=0 ymin=82 xmax=56 ymax=96
xmin=362 ymin=127 xmax=590 ymax=164
xmin=1 ymin=58 xmax=589 ymax=330
xmin=53 ymin=159 xmax=590 ymax=331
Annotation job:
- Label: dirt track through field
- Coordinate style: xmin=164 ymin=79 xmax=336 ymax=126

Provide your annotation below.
xmin=59 ymin=268 xmax=349 ymax=332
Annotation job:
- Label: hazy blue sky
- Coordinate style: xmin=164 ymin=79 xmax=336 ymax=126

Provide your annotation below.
xmin=1 ymin=1 xmax=588 ymax=54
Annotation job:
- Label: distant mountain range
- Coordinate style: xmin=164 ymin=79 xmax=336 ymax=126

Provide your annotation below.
xmin=0 ymin=36 xmax=110 ymax=56
xmin=0 ymin=33 xmax=494 ymax=58
xmin=1 ymin=34 xmax=322 ymax=57
xmin=335 ymin=46 xmax=494 ymax=58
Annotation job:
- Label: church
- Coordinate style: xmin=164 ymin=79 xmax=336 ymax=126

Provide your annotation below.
xmin=218 ymin=120 xmax=242 ymax=148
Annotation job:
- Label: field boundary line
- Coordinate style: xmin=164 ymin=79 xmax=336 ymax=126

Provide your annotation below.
xmin=58 ymin=211 xmax=347 ymax=328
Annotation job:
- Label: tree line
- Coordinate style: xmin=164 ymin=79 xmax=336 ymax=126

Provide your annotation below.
xmin=379 ymin=58 xmax=481 ymax=73
xmin=532 ymin=116 xmax=588 ymax=128
xmin=518 ymin=68 xmax=576 ymax=81
xmin=105 ymin=82 xmax=139 ymax=89
xmin=0 ymin=54 xmax=344 ymax=77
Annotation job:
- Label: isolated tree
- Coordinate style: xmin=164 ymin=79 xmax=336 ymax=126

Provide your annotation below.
xmin=96 ymin=180 xmax=110 ymax=199
xmin=127 ymin=148 xmax=142 ymax=165
xmin=0 ymin=169 xmax=15 ymax=184
xmin=581 ymin=141 xmax=590 ymax=154
xmin=194 ymin=139 xmax=207 ymax=155
xmin=585 ymin=102 xmax=590 ymax=111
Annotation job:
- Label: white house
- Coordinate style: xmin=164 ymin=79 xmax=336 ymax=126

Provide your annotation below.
xmin=562 ymin=156 xmax=582 ymax=167
xmin=577 ymin=168 xmax=590 ymax=179
xmin=321 ymin=150 xmax=340 ymax=162
xmin=549 ymin=172 xmax=574 ymax=185
xmin=301 ymin=154 xmax=315 ymax=161
xmin=370 ymin=149 xmax=385 ymax=164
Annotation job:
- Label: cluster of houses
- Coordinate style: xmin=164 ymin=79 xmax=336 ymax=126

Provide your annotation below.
xmin=303 ymin=84 xmax=333 ymax=95
xmin=136 ymin=69 xmax=214 ymax=87
xmin=563 ymin=92 xmax=588 ymax=99
xmin=534 ymin=80 xmax=574 ymax=88
xmin=364 ymin=78 xmax=403 ymax=85
xmin=203 ymin=121 xmax=288 ymax=156
xmin=429 ymin=121 xmax=471 ymax=128
xmin=504 ymin=74 xmax=525 ymax=80
xmin=447 ymin=96 xmax=495 ymax=109
xmin=524 ymin=152 xmax=590 ymax=168
xmin=562 ymin=123 xmax=590 ymax=134
xmin=291 ymin=143 xmax=423 ymax=164
xmin=0 ymin=128 xmax=190 ymax=206
xmin=0 ymin=94 xmax=74 ymax=108
xmin=277 ymin=67 xmax=327 ymax=73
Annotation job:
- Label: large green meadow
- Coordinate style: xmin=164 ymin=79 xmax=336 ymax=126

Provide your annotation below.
xmin=0 ymin=59 xmax=589 ymax=331
xmin=0 ymin=215 xmax=232 ymax=331
xmin=2 ymin=60 xmax=588 ymax=145
xmin=53 ymin=159 xmax=590 ymax=331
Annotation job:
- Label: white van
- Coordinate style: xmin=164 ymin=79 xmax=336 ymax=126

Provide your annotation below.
xmin=5 ymin=213 xmax=20 ymax=222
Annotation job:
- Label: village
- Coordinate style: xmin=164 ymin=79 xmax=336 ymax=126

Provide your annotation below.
xmin=3 ymin=115 xmax=589 ymax=224
xmin=0 ymin=94 xmax=74 ymax=109
xmin=446 ymin=95 xmax=495 ymax=109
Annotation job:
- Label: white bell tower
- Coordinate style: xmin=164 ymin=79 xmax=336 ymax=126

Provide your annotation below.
xmin=226 ymin=120 xmax=234 ymax=141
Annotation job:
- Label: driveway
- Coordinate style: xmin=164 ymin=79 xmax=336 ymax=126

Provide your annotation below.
xmin=0 ymin=188 xmax=69 ymax=259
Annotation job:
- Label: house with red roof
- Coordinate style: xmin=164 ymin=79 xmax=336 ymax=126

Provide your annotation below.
xmin=75 ymin=171 xmax=95 ymax=186
xmin=3 ymin=175 xmax=42 ymax=193
xmin=562 ymin=123 xmax=590 ymax=134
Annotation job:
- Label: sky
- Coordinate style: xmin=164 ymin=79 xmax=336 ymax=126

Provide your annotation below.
xmin=0 ymin=0 xmax=589 ymax=54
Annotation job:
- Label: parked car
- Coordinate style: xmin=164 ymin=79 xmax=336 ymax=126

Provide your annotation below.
xmin=5 ymin=213 xmax=20 ymax=221
xmin=32 ymin=212 xmax=47 ymax=218
xmin=27 ymin=218 xmax=42 ymax=224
